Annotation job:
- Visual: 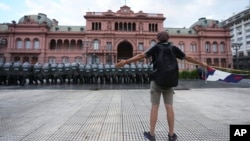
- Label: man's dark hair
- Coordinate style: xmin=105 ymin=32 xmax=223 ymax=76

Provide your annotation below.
xmin=157 ymin=31 xmax=169 ymax=42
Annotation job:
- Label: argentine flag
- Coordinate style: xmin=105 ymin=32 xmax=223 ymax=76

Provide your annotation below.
xmin=206 ymin=67 xmax=245 ymax=83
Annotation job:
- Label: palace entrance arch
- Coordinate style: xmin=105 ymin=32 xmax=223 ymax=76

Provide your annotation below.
xmin=117 ymin=41 xmax=133 ymax=62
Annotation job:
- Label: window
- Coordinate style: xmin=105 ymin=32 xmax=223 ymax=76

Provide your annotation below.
xmin=23 ymin=57 xmax=29 ymax=62
xmin=75 ymin=57 xmax=82 ymax=63
xmin=244 ymin=22 xmax=250 ymax=28
xmin=34 ymin=39 xmax=40 ymax=49
xmin=246 ymin=35 xmax=250 ymax=39
xmin=178 ymin=43 xmax=184 ymax=51
xmin=150 ymin=40 xmax=156 ymax=47
xmin=119 ymin=22 xmax=122 ymax=30
xmin=106 ymin=42 xmax=112 ymax=50
xmin=236 ymin=26 xmax=242 ymax=35
xmin=93 ymin=40 xmax=99 ymax=50
xmin=49 ymin=57 xmax=56 ymax=64
xmin=205 ymin=42 xmax=211 ymax=53
xmin=239 ymin=52 xmax=244 ymax=57
xmin=220 ymin=43 xmax=225 ymax=53
xmin=0 ymin=55 xmax=5 ymax=62
xmin=16 ymin=39 xmax=22 ymax=49
xmin=149 ymin=23 xmax=158 ymax=32
xmin=124 ymin=23 xmax=127 ymax=31
xmin=246 ymin=28 xmax=250 ymax=33
xmin=92 ymin=22 xmax=101 ymax=30
xmin=62 ymin=57 xmax=69 ymax=63
xmin=115 ymin=22 xmax=136 ymax=31
xmin=178 ymin=60 xmax=185 ymax=69
xmin=190 ymin=43 xmax=197 ymax=52
xmin=237 ymin=37 xmax=243 ymax=42
xmin=25 ymin=39 xmax=31 ymax=49
xmin=138 ymin=43 xmax=144 ymax=51
xmin=115 ymin=22 xmax=118 ymax=31
xmin=92 ymin=55 xmax=99 ymax=64
xmin=14 ymin=56 xmax=20 ymax=62
xmin=212 ymin=43 xmax=218 ymax=52
xmin=106 ymin=55 xmax=112 ymax=64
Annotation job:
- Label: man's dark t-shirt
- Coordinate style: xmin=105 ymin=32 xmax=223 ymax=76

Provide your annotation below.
xmin=145 ymin=42 xmax=186 ymax=69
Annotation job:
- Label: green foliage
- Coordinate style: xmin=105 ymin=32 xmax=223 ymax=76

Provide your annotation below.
xmin=179 ymin=69 xmax=200 ymax=80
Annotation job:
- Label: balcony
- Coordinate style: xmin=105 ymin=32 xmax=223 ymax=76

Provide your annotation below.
xmin=8 ymin=48 xmax=41 ymax=54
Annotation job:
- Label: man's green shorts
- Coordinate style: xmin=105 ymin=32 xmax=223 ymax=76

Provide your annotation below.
xmin=150 ymin=81 xmax=175 ymax=105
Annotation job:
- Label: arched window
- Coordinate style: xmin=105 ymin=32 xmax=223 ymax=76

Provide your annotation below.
xmin=190 ymin=42 xmax=197 ymax=52
xmin=91 ymin=55 xmax=99 ymax=64
xmin=49 ymin=39 xmax=56 ymax=50
xmin=93 ymin=39 xmax=99 ymax=50
xmin=92 ymin=22 xmax=95 ymax=30
xmin=25 ymin=38 xmax=31 ymax=49
xmin=212 ymin=42 xmax=218 ymax=52
xmin=48 ymin=57 xmax=56 ymax=64
xmin=16 ymin=38 xmax=22 ymax=49
xmin=132 ymin=23 xmax=136 ymax=31
xmin=62 ymin=56 xmax=69 ymax=63
xmin=220 ymin=42 xmax=225 ymax=53
xmin=34 ymin=38 xmax=40 ymax=49
xmin=98 ymin=22 xmax=101 ymax=30
xmin=119 ymin=22 xmax=123 ymax=31
xmin=205 ymin=42 xmax=211 ymax=53
xmin=115 ymin=22 xmax=118 ymax=31
xmin=57 ymin=39 xmax=63 ymax=49
xmin=75 ymin=57 xmax=82 ymax=63
xmin=138 ymin=43 xmax=144 ymax=51
xmin=178 ymin=42 xmax=185 ymax=51
xmin=128 ymin=23 xmax=132 ymax=31
xmin=155 ymin=24 xmax=158 ymax=32
xmin=124 ymin=22 xmax=127 ymax=31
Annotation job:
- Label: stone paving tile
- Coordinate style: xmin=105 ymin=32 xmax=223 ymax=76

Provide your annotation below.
xmin=0 ymin=88 xmax=250 ymax=141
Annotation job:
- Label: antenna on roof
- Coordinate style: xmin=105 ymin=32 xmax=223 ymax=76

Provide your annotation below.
xmin=124 ymin=0 xmax=126 ymax=5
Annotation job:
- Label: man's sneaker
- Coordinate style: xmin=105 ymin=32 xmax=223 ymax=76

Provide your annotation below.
xmin=168 ymin=133 xmax=177 ymax=141
xmin=143 ymin=131 xmax=156 ymax=141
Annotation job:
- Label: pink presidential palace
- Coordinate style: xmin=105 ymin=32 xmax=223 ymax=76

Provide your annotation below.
xmin=0 ymin=5 xmax=232 ymax=70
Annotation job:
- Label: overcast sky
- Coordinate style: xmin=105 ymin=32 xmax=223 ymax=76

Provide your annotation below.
xmin=0 ymin=0 xmax=249 ymax=28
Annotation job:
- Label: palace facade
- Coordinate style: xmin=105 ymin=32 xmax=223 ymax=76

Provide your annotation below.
xmin=0 ymin=5 xmax=232 ymax=70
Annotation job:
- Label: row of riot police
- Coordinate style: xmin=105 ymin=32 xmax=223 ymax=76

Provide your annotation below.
xmin=0 ymin=61 xmax=153 ymax=86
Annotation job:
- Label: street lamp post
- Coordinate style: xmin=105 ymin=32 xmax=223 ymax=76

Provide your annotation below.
xmin=231 ymin=43 xmax=242 ymax=69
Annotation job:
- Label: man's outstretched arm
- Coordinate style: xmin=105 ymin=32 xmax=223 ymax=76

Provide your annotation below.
xmin=184 ymin=55 xmax=208 ymax=68
xmin=115 ymin=53 xmax=146 ymax=68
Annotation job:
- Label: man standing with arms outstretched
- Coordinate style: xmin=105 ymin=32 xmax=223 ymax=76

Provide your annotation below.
xmin=115 ymin=31 xmax=208 ymax=141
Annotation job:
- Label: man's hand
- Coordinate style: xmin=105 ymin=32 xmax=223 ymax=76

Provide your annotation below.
xmin=115 ymin=60 xmax=126 ymax=68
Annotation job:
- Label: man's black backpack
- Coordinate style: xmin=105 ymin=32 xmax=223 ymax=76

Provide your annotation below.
xmin=152 ymin=43 xmax=179 ymax=87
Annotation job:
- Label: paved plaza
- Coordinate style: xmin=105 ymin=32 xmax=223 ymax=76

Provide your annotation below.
xmin=0 ymin=82 xmax=250 ymax=141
